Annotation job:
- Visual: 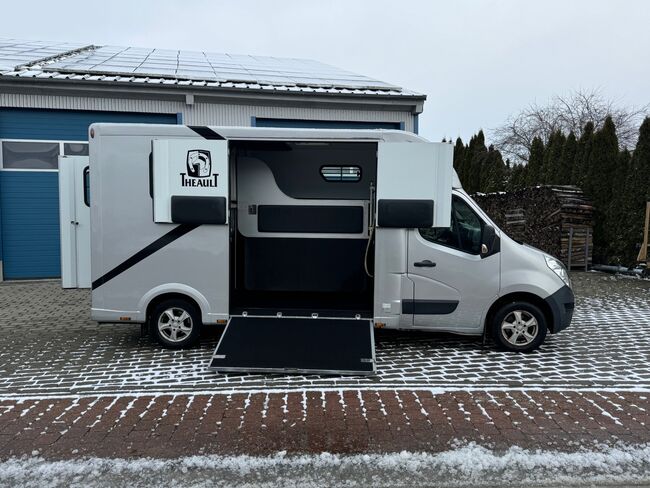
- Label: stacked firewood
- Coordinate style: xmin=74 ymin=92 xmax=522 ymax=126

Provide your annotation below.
xmin=474 ymin=186 xmax=594 ymax=268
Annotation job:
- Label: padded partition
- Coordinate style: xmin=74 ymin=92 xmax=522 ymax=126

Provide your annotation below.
xmin=171 ymin=196 xmax=226 ymax=224
xmin=257 ymin=205 xmax=364 ymax=233
xmin=243 ymin=237 xmax=369 ymax=292
xmin=377 ymin=199 xmax=434 ymax=228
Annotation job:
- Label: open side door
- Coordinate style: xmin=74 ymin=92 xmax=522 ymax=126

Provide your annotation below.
xmin=376 ymin=142 xmax=453 ymax=229
xmin=151 ymin=138 xmax=230 ymax=317
xmin=59 ymin=156 xmax=91 ymax=288
xmin=209 ymin=317 xmax=375 ymax=375
xmin=373 ymin=142 xmax=454 ymax=327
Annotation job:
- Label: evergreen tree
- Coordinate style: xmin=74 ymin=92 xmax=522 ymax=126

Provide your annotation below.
xmin=558 ymin=131 xmax=577 ymax=184
xmin=572 ymin=122 xmax=595 ymax=186
xmin=453 ymin=137 xmax=465 ymax=184
xmin=525 ymin=137 xmax=545 ymax=186
xmin=542 ymin=130 xmax=566 ymax=184
xmin=625 ymin=118 xmax=650 ymax=263
xmin=482 ymin=145 xmax=507 ymax=193
xmin=507 ymin=163 xmax=526 ymax=190
xmin=586 ymin=116 xmax=619 ymax=204
xmin=584 ymin=117 xmax=619 ymax=262
xmin=607 ymin=149 xmax=633 ymax=263
xmin=465 ymin=131 xmax=487 ymax=193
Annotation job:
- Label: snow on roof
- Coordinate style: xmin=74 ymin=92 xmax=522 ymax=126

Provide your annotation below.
xmin=0 ymin=38 xmax=423 ymax=98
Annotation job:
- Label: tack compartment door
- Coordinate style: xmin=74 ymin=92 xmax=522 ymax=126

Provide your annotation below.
xmin=373 ymin=142 xmax=453 ymax=328
xmin=376 ymin=142 xmax=453 ymax=229
xmin=74 ymin=158 xmax=91 ymax=288
xmin=152 ymin=139 xmax=229 ymax=225
xmin=151 ymin=139 xmax=230 ymax=315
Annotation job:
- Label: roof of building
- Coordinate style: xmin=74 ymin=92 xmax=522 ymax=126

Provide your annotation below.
xmin=0 ymin=38 xmax=423 ymax=99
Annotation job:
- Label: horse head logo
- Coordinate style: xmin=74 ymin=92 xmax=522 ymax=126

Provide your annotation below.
xmin=186 ymin=150 xmax=211 ymax=178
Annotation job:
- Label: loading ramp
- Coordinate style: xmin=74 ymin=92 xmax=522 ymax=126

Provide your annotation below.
xmin=209 ymin=316 xmax=375 ymax=375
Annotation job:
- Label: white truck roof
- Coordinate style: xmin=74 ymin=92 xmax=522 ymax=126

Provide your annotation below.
xmin=90 ymin=124 xmax=426 ymax=142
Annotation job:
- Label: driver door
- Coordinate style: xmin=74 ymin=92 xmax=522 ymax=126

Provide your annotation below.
xmin=406 ymin=193 xmax=500 ymax=332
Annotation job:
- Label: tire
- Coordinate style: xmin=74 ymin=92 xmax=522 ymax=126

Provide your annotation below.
xmin=149 ymin=298 xmax=201 ymax=349
xmin=490 ymin=301 xmax=547 ymax=353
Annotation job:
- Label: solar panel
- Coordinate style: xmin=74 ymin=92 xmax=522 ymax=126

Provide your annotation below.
xmin=0 ymin=39 xmax=403 ymax=92
xmin=0 ymin=39 xmax=89 ymax=71
xmin=43 ymin=45 xmax=399 ymax=90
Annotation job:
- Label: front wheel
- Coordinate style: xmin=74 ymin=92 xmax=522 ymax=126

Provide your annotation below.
xmin=150 ymin=299 xmax=201 ymax=349
xmin=490 ymin=301 xmax=547 ymax=352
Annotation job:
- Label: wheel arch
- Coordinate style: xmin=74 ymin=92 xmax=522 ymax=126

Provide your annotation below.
xmin=139 ymin=284 xmax=210 ymax=324
xmin=485 ymin=291 xmax=555 ymax=333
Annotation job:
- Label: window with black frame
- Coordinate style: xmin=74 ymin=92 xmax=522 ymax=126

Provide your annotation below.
xmin=419 ymin=196 xmax=484 ymax=254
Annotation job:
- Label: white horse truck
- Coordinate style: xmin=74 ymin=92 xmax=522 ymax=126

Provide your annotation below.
xmin=84 ymin=124 xmax=574 ymax=375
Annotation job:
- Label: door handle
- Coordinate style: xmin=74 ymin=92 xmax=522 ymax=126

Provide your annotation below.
xmin=414 ymin=260 xmax=436 ymax=267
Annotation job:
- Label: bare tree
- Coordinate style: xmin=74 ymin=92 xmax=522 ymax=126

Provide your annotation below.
xmin=492 ymin=89 xmax=649 ymax=164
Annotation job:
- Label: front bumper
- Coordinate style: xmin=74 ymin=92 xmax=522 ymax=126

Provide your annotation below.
xmin=544 ymin=285 xmax=575 ymax=333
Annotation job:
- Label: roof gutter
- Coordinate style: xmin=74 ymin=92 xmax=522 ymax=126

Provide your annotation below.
xmin=0 ymin=75 xmax=426 ymax=113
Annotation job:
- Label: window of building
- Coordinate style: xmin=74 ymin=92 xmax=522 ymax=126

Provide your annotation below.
xmin=1 ymin=141 xmax=60 ymax=169
xmin=0 ymin=140 xmax=90 ymax=170
xmin=419 ymin=196 xmax=484 ymax=254
xmin=320 ymin=165 xmax=361 ymax=182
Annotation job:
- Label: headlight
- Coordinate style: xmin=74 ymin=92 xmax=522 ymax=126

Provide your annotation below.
xmin=544 ymin=255 xmax=571 ymax=288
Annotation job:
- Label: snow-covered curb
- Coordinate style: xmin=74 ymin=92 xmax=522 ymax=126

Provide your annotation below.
xmin=2 ymin=443 xmax=650 ymax=487
xmin=3 ymin=385 xmax=650 ymax=402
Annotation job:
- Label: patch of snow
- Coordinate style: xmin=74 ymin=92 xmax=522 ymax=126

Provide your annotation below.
xmin=1 ymin=443 xmax=650 ymax=487
xmin=4 ymin=385 xmax=650 ymax=403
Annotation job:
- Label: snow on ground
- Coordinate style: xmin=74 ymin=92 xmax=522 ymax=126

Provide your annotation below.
xmin=2 ymin=273 xmax=650 ymax=397
xmin=2 ymin=443 xmax=650 ymax=488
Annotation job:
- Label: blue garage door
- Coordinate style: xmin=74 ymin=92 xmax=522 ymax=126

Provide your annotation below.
xmin=0 ymin=108 xmax=178 ymax=279
xmin=253 ymin=118 xmax=403 ymax=130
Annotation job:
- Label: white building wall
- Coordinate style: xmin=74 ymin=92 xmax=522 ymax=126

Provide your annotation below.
xmin=0 ymin=93 xmax=416 ymax=132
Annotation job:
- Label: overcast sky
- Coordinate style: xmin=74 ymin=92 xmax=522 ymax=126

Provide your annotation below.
xmin=3 ymin=0 xmax=649 ymax=142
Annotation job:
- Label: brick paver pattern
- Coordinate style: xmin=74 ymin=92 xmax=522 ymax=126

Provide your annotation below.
xmin=1 ymin=390 xmax=648 ymax=458
xmin=0 ymin=273 xmax=649 ymax=397
xmin=1 ymin=273 xmax=649 ymax=460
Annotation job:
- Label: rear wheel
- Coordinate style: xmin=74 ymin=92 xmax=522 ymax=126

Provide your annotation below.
xmin=150 ymin=299 xmax=201 ymax=349
xmin=490 ymin=301 xmax=547 ymax=352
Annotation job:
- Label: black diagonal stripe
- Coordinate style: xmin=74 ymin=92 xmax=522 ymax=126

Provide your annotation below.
xmin=188 ymin=126 xmax=225 ymax=140
xmin=92 ymin=224 xmax=199 ymax=290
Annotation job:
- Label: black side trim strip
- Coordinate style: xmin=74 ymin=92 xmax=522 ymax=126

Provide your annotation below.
xmin=402 ymin=300 xmax=459 ymax=315
xmin=91 ymin=224 xmax=199 ymax=290
xmin=189 ymin=126 xmax=225 ymax=140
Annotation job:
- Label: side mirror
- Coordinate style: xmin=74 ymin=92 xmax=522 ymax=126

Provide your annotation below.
xmin=481 ymin=224 xmax=496 ymax=256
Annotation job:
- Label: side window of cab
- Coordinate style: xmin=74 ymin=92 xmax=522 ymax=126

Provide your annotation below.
xmin=419 ymin=195 xmax=484 ymax=254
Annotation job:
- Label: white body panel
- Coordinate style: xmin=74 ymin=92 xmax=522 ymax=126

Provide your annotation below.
xmin=152 ymin=139 xmax=229 ymax=223
xmin=377 ymin=142 xmax=452 ymax=228
xmin=58 ymin=155 xmax=91 ymax=288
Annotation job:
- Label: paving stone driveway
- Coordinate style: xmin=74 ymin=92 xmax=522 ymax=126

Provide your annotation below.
xmin=1 ymin=272 xmax=649 ymax=397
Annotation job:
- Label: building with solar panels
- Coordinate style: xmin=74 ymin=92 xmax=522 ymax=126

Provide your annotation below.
xmin=0 ymin=38 xmax=425 ymax=280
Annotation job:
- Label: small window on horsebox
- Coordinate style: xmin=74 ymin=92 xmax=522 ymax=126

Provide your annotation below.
xmin=320 ymin=165 xmax=361 ymax=182
xmin=64 ymin=143 xmax=89 ymax=156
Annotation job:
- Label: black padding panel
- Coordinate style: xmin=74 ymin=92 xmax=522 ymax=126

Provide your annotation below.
xmin=234 ymin=141 xmax=377 ymax=200
xmin=171 ymin=196 xmax=226 ymax=224
xmin=210 ymin=317 xmax=374 ymax=375
xmin=243 ymin=237 xmax=369 ymax=292
xmin=257 ymin=205 xmax=364 ymax=233
xmin=378 ymin=199 xmax=434 ymax=228
xmin=402 ymin=300 xmax=459 ymax=315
